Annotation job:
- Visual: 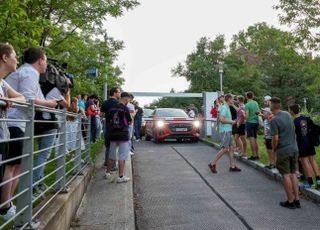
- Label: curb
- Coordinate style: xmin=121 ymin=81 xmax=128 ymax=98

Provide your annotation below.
xmin=200 ymin=138 xmax=320 ymax=203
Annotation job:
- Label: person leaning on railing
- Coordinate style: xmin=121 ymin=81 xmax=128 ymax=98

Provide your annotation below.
xmin=0 ymin=43 xmax=25 ymax=221
xmin=4 ymin=47 xmax=58 ymax=219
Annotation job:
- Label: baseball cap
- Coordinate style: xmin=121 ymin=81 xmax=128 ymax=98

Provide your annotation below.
xmin=264 ymin=95 xmax=271 ymax=101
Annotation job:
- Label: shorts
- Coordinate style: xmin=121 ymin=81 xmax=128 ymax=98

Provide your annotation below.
xmin=109 ymin=141 xmax=130 ymax=161
xmin=265 ymin=139 xmax=272 ymax=150
xmin=0 ymin=143 xmax=9 ymax=160
xmin=276 ymin=153 xmax=298 ymax=175
xmin=7 ymin=127 xmax=24 ymax=165
xmin=246 ymin=123 xmax=259 ymax=138
xmin=236 ymin=124 xmax=246 ymax=136
xmin=232 ymin=125 xmax=237 ymax=135
xmin=298 ymin=146 xmax=316 ymax=158
xmin=220 ymin=131 xmax=233 ymax=148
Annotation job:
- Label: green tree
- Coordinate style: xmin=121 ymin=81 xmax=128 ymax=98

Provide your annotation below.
xmin=0 ymin=0 xmax=139 ymax=97
xmin=274 ymin=0 xmax=320 ymax=50
xmin=231 ymin=23 xmax=312 ymax=106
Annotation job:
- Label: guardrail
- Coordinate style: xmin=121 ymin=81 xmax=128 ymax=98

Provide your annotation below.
xmin=0 ymin=99 xmax=91 ymax=229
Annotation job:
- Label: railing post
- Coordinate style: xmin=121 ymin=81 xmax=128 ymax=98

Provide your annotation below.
xmin=55 ymin=108 xmax=67 ymax=192
xmin=85 ymin=117 xmax=91 ymax=164
xmin=74 ymin=114 xmax=82 ymax=174
xmin=15 ymin=100 xmax=37 ymax=228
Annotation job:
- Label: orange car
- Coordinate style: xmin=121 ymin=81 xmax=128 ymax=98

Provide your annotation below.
xmin=145 ymin=108 xmax=200 ymax=143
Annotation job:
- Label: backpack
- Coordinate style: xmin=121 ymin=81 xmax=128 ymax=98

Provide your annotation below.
xmin=306 ymin=116 xmax=320 ymax=146
xmin=109 ymin=107 xmax=128 ymax=130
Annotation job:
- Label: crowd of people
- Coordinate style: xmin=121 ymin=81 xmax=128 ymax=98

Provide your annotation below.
xmin=209 ymin=91 xmax=320 ymax=209
xmin=0 ymin=43 xmax=129 ymax=221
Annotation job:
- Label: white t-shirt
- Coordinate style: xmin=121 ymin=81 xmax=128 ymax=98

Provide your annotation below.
xmin=42 ymin=87 xmax=64 ymax=119
xmin=6 ymin=63 xmax=43 ymax=131
xmin=0 ymin=80 xmax=10 ymax=139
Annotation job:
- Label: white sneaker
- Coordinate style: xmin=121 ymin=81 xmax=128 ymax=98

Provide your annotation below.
xmin=105 ymin=172 xmax=116 ymax=183
xmin=117 ymin=176 xmax=130 ymax=183
xmin=130 ymin=151 xmax=135 ymax=156
xmin=1 ymin=205 xmax=16 ymax=221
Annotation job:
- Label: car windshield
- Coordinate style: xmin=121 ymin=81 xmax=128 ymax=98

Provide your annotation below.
xmin=143 ymin=109 xmax=154 ymax=118
xmin=155 ymin=109 xmax=189 ymax=118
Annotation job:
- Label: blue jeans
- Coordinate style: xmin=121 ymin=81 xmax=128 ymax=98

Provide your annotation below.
xmin=128 ymin=125 xmax=134 ymax=151
xmin=134 ymin=118 xmax=142 ymax=139
xmin=33 ymin=129 xmax=57 ymax=184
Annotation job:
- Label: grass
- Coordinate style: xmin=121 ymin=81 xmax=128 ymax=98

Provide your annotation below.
xmin=245 ymin=135 xmax=320 ymax=166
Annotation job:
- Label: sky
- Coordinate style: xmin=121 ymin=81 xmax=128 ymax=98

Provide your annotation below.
xmin=106 ymin=0 xmax=283 ymax=106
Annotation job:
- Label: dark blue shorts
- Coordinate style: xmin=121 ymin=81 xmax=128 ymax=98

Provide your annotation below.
xmin=246 ymin=123 xmax=259 ymax=138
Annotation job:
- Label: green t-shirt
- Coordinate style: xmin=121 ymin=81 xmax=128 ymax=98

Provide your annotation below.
xmin=270 ymin=111 xmax=298 ymax=155
xmin=219 ymin=104 xmax=232 ymax=133
xmin=245 ymin=100 xmax=260 ymax=123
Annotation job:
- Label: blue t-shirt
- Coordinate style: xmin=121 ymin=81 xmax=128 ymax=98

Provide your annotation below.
xmin=219 ymin=104 xmax=232 ymax=133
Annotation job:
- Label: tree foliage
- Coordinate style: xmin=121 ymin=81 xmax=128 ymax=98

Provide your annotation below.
xmin=274 ymin=0 xmax=320 ymax=50
xmin=0 ymin=0 xmax=139 ymax=97
xmin=153 ymin=23 xmax=320 ymax=110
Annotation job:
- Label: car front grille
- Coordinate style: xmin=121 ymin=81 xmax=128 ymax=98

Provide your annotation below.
xmin=169 ymin=123 xmax=193 ymax=132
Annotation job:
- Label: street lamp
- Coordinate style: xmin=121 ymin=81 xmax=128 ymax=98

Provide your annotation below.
xmin=218 ymin=61 xmax=224 ymax=94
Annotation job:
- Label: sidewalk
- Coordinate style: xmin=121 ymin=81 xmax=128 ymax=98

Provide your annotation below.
xmin=70 ymin=148 xmax=135 ymax=230
xmin=200 ymin=138 xmax=320 ymax=203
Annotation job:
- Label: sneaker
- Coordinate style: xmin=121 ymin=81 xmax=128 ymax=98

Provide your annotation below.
xmin=1 ymin=205 xmax=16 ymax=221
xmin=264 ymin=165 xmax=272 ymax=169
xmin=208 ymin=164 xmax=217 ymax=173
xmin=229 ymin=166 xmax=241 ymax=172
xmin=130 ymin=151 xmax=135 ymax=156
xmin=105 ymin=172 xmax=116 ymax=183
xmin=135 ymin=139 xmax=140 ymax=142
xmin=117 ymin=176 xmax=130 ymax=183
xmin=294 ymin=200 xmax=301 ymax=208
xmin=265 ymin=164 xmax=275 ymax=170
xmin=38 ymin=182 xmax=48 ymax=192
xmin=299 ymin=183 xmax=311 ymax=189
xmin=279 ymin=201 xmax=296 ymax=209
xmin=248 ymin=156 xmax=259 ymax=161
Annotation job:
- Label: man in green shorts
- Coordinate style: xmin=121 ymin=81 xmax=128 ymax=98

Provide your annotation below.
xmin=270 ymin=97 xmax=300 ymax=209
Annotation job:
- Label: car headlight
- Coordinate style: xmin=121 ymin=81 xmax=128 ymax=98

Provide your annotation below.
xmin=156 ymin=120 xmax=165 ymax=128
xmin=193 ymin=120 xmax=201 ymax=128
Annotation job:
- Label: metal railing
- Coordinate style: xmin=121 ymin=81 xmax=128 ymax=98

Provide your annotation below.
xmin=0 ymin=99 xmax=91 ymax=229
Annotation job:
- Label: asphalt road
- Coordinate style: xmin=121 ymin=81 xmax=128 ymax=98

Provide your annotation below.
xmin=132 ymin=141 xmax=320 ymax=230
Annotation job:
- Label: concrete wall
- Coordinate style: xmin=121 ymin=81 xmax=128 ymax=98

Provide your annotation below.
xmin=36 ymin=166 xmax=93 ymax=230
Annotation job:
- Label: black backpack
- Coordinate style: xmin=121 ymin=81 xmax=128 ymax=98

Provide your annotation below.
xmin=306 ymin=116 xmax=320 ymax=146
xmin=108 ymin=107 xmax=128 ymax=130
